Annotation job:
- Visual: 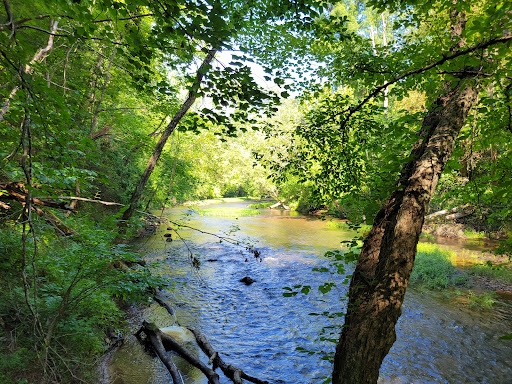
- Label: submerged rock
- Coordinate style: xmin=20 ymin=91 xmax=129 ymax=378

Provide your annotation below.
xmin=240 ymin=276 xmax=256 ymax=285
xmin=160 ymin=326 xmax=196 ymax=344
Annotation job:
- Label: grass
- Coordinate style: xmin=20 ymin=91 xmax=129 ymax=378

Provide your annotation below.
xmin=195 ymin=207 xmax=262 ymax=217
xmin=467 ymin=290 xmax=497 ymax=309
xmin=248 ymin=202 xmax=274 ymax=209
xmin=463 ymin=228 xmax=486 ymax=239
xmin=411 ymin=243 xmax=464 ymax=289
xmin=471 ymin=261 xmax=512 ymax=285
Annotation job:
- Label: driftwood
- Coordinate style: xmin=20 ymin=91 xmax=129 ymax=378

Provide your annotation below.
xmin=426 ymin=205 xmax=474 ymax=220
xmin=136 ymin=322 xmax=185 ymax=384
xmin=137 ymin=321 xmax=220 ymax=384
xmin=269 ymin=194 xmax=295 ymax=210
xmin=188 ymin=328 xmax=268 ymax=384
xmin=138 ymin=295 xmax=269 ymax=384
xmin=153 ymin=295 xmax=177 ymax=319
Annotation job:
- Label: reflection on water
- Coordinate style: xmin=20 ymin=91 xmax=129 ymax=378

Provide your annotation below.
xmin=109 ymin=201 xmax=512 ymax=384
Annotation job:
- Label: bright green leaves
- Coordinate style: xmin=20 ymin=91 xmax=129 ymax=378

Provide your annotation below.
xmin=282 ymin=285 xmax=312 ymax=297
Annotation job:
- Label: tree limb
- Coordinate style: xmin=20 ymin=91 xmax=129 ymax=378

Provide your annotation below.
xmin=188 ymin=328 xmax=269 ymax=384
xmin=337 ymin=31 xmax=512 ymax=128
xmin=0 ymin=20 xmax=59 ymax=121
xmin=137 ymin=322 xmax=185 ymax=384
xmin=119 ymin=48 xmax=217 ymax=226
xmin=0 ymin=182 xmax=72 ymax=211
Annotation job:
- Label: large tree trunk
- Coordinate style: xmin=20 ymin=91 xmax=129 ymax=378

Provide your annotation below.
xmin=331 ymin=78 xmax=478 ymax=384
xmin=118 ymin=49 xmax=216 ymax=227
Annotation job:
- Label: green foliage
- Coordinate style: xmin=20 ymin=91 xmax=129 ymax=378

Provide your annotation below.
xmin=471 ymin=261 xmax=512 ymax=285
xmin=462 ymin=229 xmax=486 ymax=239
xmin=247 ymin=202 xmax=274 ymax=209
xmin=1 ymin=0 xmax=512 ymax=381
xmin=0 ymin=348 xmax=34 ymax=384
xmin=326 ymin=220 xmax=372 ymax=234
xmin=0 ymin=214 xmax=166 ymax=382
xmin=466 ymin=290 xmax=497 ymax=310
xmin=195 ymin=207 xmax=261 ymax=217
xmin=411 ymin=244 xmax=466 ymax=289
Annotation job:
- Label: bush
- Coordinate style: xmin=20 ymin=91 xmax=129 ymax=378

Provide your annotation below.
xmin=411 ymin=243 xmax=462 ymax=289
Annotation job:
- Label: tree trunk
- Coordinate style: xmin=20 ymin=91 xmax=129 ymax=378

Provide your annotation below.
xmin=119 ymin=49 xmax=216 ymax=227
xmin=332 ymin=78 xmax=478 ymax=384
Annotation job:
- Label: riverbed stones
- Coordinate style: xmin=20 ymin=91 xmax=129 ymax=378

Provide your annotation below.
xmin=240 ymin=276 xmax=256 ymax=285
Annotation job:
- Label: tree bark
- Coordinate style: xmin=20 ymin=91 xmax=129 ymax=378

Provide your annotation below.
xmin=332 ymin=78 xmax=479 ymax=384
xmin=0 ymin=19 xmax=58 ymax=121
xmin=118 ymin=49 xmax=216 ymax=227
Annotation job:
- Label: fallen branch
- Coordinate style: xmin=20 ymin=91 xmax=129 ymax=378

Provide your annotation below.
xmin=445 ymin=210 xmax=474 ymax=220
xmin=269 ymin=195 xmax=295 ymax=210
xmin=143 ymin=295 xmax=269 ymax=384
xmin=153 ymin=294 xmax=178 ymax=324
xmin=32 ymin=206 xmax=78 ymax=236
xmin=426 ymin=207 xmax=461 ymax=219
xmin=426 ymin=205 xmax=474 ymax=220
xmin=136 ymin=322 xmax=185 ymax=384
xmin=188 ymin=328 xmax=269 ymax=384
xmin=1 ymin=182 xmax=72 ymax=211
xmin=56 ymin=196 xmax=123 ymax=206
xmin=0 ymin=182 xmax=78 ymax=235
xmin=141 ymin=321 xmax=221 ymax=384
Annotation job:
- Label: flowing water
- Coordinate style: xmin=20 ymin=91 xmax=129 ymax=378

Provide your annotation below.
xmin=107 ymin=200 xmax=512 ymax=384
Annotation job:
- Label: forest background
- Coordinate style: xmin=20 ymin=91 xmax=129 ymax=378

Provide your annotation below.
xmin=0 ymin=0 xmax=511 ymax=383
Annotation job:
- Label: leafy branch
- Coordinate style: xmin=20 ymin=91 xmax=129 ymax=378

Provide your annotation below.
xmin=338 ymin=31 xmax=512 ymax=128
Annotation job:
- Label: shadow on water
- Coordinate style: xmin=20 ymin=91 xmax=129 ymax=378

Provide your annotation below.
xmin=108 ymin=200 xmax=512 ymax=384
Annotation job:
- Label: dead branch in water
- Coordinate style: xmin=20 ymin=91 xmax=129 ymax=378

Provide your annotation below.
xmin=136 ymin=295 xmax=269 ymax=384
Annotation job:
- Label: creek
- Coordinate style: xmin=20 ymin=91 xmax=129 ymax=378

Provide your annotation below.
xmin=107 ymin=200 xmax=512 ymax=384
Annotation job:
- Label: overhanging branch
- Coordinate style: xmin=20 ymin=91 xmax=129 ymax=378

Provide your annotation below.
xmin=338 ymin=31 xmax=512 ymax=128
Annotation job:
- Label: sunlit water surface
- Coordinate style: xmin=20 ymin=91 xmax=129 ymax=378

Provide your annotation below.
xmin=108 ymin=201 xmax=512 ymax=384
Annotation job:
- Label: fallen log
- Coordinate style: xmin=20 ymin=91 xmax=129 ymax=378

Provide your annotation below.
xmin=426 ymin=205 xmax=474 ymax=220
xmin=188 ymin=328 xmax=268 ymax=384
xmin=141 ymin=295 xmax=269 ymax=384
xmin=56 ymin=196 xmax=124 ymax=206
xmin=0 ymin=182 xmax=72 ymax=211
xmin=136 ymin=322 xmax=185 ymax=384
xmin=445 ymin=210 xmax=474 ymax=220
xmin=32 ymin=206 xmax=79 ymax=236
xmin=269 ymin=195 xmax=295 ymax=210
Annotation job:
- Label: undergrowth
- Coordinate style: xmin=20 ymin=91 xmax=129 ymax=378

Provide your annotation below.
xmin=326 ymin=220 xmax=372 ymax=234
xmin=471 ymin=261 xmax=512 ymax=285
xmin=411 ymin=243 xmax=467 ymax=289
xmin=0 ymin=212 xmax=165 ymax=384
